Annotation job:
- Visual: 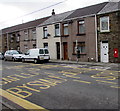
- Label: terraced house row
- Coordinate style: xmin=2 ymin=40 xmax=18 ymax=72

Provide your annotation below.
xmin=1 ymin=2 xmax=120 ymax=63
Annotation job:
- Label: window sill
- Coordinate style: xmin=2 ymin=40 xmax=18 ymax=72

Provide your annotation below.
xmin=24 ymin=39 xmax=30 ymax=41
xmin=99 ymin=31 xmax=110 ymax=34
xmin=31 ymin=39 xmax=36 ymax=41
xmin=72 ymin=53 xmax=87 ymax=55
xmin=54 ymin=36 xmax=60 ymax=37
xmin=76 ymin=33 xmax=86 ymax=36
xmin=43 ymin=37 xmax=48 ymax=39
xmin=61 ymin=35 xmax=69 ymax=37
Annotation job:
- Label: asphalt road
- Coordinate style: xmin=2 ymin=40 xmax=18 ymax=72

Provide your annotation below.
xmin=1 ymin=60 xmax=120 ymax=110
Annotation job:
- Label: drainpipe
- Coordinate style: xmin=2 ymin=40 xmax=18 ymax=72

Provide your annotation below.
xmin=7 ymin=33 xmax=9 ymax=50
xmin=95 ymin=14 xmax=98 ymax=62
xmin=60 ymin=23 xmax=63 ymax=60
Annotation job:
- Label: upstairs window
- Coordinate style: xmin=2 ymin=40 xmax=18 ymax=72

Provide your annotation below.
xmin=24 ymin=30 xmax=28 ymax=35
xmin=16 ymin=36 xmax=20 ymax=42
xmin=100 ymin=16 xmax=110 ymax=32
xmin=32 ymin=29 xmax=36 ymax=34
xmin=55 ymin=24 xmax=60 ymax=36
xmin=24 ymin=30 xmax=28 ymax=40
xmin=43 ymin=27 xmax=47 ymax=38
xmin=63 ymin=23 xmax=69 ymax=35
xmin=78 ymin=20 xmax=85 ymax=34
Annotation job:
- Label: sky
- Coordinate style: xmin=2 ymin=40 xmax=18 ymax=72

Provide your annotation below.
xmin=0 ymin=0 xmax=110 ymax=29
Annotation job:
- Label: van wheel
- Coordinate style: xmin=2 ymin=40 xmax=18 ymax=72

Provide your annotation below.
xmin=34 ymin=59 xmax=38 ymax=64
xmin=45 ymin=59 xmax=49 ymax=63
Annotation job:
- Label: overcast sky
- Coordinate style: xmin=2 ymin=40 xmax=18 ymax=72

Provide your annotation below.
xmin=0 ymin=0 xmax=109 ymax=29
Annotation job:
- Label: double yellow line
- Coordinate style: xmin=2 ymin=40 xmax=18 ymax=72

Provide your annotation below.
xmin=0 ymin=89 xmax=49 ymax=111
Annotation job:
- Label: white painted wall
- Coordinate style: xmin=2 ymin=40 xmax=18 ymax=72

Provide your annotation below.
xmin=36 ymin=24 xmax=61 ymax=60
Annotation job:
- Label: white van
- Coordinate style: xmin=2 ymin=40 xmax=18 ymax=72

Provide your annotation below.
xmin=22 ymin=48 xmax=50 ymax=63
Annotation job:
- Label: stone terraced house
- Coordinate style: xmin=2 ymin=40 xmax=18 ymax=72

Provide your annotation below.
xmin=97 ymin=1 xmax=120 ymax=63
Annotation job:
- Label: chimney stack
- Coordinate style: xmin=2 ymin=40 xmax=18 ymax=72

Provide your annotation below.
xmin=52 ymin=9 xmax=55 ymax=15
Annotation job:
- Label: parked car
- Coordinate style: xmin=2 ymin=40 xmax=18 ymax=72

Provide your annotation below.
xmin=0 ymin=52 xmax=4 ymax=60
xmin=4 ymin=50 xmax=24 ymax=61
xmin=22 ymin=48 xmax=50 ymax=63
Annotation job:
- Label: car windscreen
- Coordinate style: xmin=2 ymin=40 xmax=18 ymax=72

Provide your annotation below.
xmin=17 ymin=51 xmax=23 ymax=54
xmin=44 ymin=49 xmax=49 ymax=54
xmin=11 ymin=50 xmax=20 ymax=54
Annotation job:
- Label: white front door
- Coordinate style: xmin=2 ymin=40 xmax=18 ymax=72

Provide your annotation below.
xmin=101 ymin=42 xmax=109 ymax=62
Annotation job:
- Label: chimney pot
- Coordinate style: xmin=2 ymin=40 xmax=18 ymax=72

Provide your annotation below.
xmin=52 ymin=9 xmax=55 ymax=15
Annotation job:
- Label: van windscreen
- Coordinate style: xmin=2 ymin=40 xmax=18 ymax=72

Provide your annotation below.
xmin=39 ymin=49 xmax=44 ymax=54
xmin=44 ymin=49 xmax=49 ymax=54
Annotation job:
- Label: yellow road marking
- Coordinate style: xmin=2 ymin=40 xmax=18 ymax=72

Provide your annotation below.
xmin=0 ymin=89 xmax=49 ymax=111
xmin=110 ymin=86 xmax=120 ymax=88
xmin=96 ymin=80 xmax=117 ymax=84
xmin=73 ymin=80 xmax=91 ymax=84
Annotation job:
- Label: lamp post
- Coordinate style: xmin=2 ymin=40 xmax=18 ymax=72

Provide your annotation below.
xmin=75 ymin=39 xmax=80 ymax=63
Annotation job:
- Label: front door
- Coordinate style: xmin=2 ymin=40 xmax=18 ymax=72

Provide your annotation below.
xmin=56 ymin=42 xmax=60 ymax=59
xmin=63 ymin=42 xmax=68 ymax=60
xmin=101 ymin=42 xmax=109 ymax=62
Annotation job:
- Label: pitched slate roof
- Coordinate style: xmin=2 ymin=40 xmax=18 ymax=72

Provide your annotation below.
xmin=2 ymin=16 xmax=50 ymax=34
xmin=98 ymin=2 xmax=120 ymax=14
xmin=39 ymin=10 xmax=74 ymax=26
xmin=65 ymin=2 xmax=108 ymax=20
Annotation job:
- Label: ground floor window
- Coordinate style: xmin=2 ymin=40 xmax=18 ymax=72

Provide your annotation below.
xmin=33 ymin=44 xmax=36 ymax=48
xmin=44 ymin=43 xmax=48 ymax=48
xmin=73 ymin=42 xmax=85 ymax=54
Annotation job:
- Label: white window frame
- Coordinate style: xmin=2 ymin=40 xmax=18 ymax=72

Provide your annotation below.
xmin=43 ymin=27 xmax=48 ymax=38
xmin=16 ymin=36 xmax=20 ymax=42
xmin=78 ymin=20 xmax=85 ymax=34
xmin=24 ymin=30 xmax=28 ymax=35
xmin=63 ymin=23 xmax=69 ymax=35
xmin=32 ymin=29 xmax=36 ymax=34
xmin=55 ymin=24 xmax=60 ymax=36
xmin=100 ymin=16 xmax=110 ymax=32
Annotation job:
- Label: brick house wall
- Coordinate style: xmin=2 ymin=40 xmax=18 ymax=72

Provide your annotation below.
xmin=61 ymin=16 xmax=97 ymax=62
xmin=20 ymin=28 xmax=36 ymax=53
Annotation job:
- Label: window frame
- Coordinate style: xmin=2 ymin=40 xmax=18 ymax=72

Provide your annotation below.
xmin=78 ymin=20 xmax=85 ymax=34
xmin=55 ymin=24 xmax=60 ymax=37
xmin=24 ymin=30 xmax=29 ymax=40
xmin=43 ymin=43 xmax=48 ymax=48
xmin=43 ymin=27 xmax=48 ymax=39
xmin=73 ymin=42 xmax=86 ymax=54
xmin=63 ymin=23 xmax=69 ymax=36
xmin=100 ymin=16 xmax=110 ymax=32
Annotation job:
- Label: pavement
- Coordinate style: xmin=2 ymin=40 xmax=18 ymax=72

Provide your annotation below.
xmin=1 ymin=59 xmax=119 ymax=110
xmin=49 ymin=59 xmax=119 ymax=68
xmin=0 ymin=101 xmax=15 ymax=111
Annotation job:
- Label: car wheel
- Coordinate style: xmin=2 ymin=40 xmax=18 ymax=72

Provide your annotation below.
xmin=34 ymin=59 xmax=38 ymax=64
xmin=12 ymin=58 xmax=16 ymax=62
xmin=22 ymin=58 xmax=25 ymax=62
xmin=4 ymin=57 xmax=7 ymax=61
